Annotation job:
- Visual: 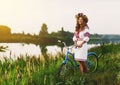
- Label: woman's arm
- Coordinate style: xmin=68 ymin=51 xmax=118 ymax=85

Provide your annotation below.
xmin=75 ymin=29 xmax=90 ymax=47
xmin=73 ymin=31 xmax=77 ymax=45
xmin=83 ymin=28 xmax=90 ymax=42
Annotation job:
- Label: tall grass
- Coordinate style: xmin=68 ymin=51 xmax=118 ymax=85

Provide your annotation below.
xmin=0 ymin=44 xmax=120 ymax=85
xmin=88 ymin=43 xmax=120 ymax=85
xmin=0 ymin=54 xmax=60 ymax=85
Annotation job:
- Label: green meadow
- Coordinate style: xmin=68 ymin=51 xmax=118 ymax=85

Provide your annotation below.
xmin=0 ymin=44 xmax=120 ymax=85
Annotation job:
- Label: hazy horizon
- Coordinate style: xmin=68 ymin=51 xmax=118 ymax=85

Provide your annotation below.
xmin=0 ymin=0 xmax=120 ymax=35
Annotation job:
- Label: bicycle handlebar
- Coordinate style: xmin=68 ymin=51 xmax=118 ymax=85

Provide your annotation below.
xmin=58 ymin=40 xmax=76 ymax=53
xmin=58 ymin=40 xmax=67 ymax=47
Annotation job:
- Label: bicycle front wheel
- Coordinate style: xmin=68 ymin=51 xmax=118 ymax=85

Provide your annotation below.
xmin=86 ymin=52 xmax=98 ymax=73
xmin=56 ymin=60 xmax=74 ymax=78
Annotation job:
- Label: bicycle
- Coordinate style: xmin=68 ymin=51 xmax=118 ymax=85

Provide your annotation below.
xmin=56 ymin=40 xmax=98 ymax=77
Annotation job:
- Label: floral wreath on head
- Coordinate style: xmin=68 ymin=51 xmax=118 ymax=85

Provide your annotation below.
xmin=75 ymin=13 xmax=88 ymax=23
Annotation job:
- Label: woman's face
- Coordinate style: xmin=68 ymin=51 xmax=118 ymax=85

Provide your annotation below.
xmin=78 ymin=17 xmax=84 ymax=25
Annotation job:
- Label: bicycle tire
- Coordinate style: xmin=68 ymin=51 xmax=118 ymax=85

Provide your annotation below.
xmin=56 ymin=60 xmax=74 ymax=77
xmin=86 ymin=52 xmax=98 ymax=73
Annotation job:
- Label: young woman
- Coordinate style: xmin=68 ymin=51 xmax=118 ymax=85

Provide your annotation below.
xmin=73 ymin=13 xmax=90 ymax=74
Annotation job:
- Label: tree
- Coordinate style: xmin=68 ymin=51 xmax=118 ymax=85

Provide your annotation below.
xmin=39 ymin=23 xmax=48 ymax=37
xmin=61 ymin=27 xmax=64 ymax=32
xmin=0 ymin=25 xmax=11 ymax=36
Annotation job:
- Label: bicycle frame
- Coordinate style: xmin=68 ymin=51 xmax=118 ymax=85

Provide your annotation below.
xmin=62 ymin=49 xmax=79 ymax=69
xmin=62 ymin=50 xmax=97 ymax=68
xmin=62 ymin=51 xmax=74 ymax=64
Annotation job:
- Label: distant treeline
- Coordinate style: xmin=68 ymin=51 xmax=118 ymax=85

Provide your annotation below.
xmin=0 ymin=30 xmax=73 ymax=45
xmin=0 ymin=24 xmax=120 ymax=45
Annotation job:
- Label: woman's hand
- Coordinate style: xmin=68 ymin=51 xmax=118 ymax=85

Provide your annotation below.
xmin=77 ymin=43 xmax=83 ymax=48
xmin=74 ymin=43 xmax=82 ymax=48
xmin=74 ymin=40 xmax=86 ymax=48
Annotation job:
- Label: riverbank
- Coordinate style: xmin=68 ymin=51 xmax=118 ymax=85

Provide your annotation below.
xmin=0 ymin=44 xmax=120 ymax=85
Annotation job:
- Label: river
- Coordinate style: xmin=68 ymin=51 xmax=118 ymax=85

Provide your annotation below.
xmin=0 ymin=43 xmax=100 ymax=60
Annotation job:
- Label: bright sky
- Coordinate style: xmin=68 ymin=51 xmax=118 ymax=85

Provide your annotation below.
xmin=0 ymin=0 xmax=120 ymax=34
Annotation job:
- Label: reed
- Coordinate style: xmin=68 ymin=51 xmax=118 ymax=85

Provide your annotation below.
xmin=0 ymin=44 xmax=120 ymax=85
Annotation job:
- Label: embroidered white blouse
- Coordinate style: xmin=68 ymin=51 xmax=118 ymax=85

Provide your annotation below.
xmin=73 ymin=26 xmax=90 ymax=61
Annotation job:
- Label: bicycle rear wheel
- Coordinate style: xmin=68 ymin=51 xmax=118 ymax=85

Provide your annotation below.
xmin=86 ymin=52 xmax=98 ymax=73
